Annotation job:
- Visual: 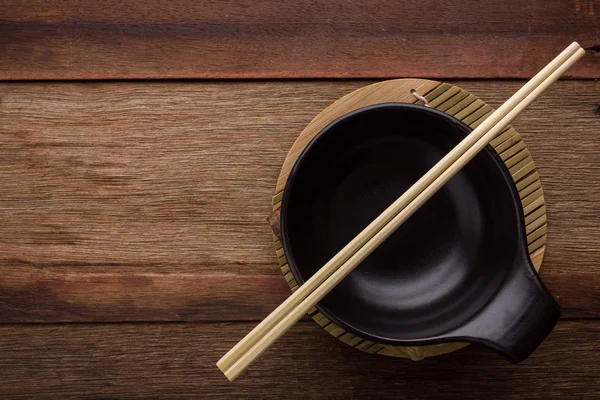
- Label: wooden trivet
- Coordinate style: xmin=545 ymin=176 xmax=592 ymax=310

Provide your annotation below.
xmin=268 ymin=79 xmax=547 ymax=360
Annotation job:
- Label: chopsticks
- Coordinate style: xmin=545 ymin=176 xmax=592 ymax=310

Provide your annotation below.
xmin=218 ymin=42 xmax=585 ymax=381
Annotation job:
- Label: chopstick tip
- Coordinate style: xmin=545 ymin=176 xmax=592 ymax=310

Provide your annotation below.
xmin=224 ymin=370 xmax=238 ymax=382
xmin=217 ymin=362 xmax=238 ymax=382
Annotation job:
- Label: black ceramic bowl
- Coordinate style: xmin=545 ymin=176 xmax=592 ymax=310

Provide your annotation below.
xmin=280 ymin=103 xmax=560 ymax=362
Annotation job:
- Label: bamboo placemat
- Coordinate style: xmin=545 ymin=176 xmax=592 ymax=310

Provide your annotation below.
xmin=268 ymin=79 xmax=547 ymax=360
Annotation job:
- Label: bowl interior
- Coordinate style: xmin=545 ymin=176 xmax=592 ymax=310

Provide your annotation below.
xmin=281 ymin=103 xmax=525 ymax=344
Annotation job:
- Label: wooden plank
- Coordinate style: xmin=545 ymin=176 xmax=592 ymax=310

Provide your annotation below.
xmin=0 ymin=0 xmax=598 ymax=80
xmin=1 ymin=80 xmax=600 ymax=322
xmin=0 ymin=271 xmax=290 ymax=322
xmin=0 ymin=321 xmax=598 ymax=398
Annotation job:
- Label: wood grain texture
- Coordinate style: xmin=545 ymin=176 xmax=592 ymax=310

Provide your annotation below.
xmin=1 ymin=0 xmax=599 ymax=80
xmin=0 ymin=321 xmax=598 ymax=399
xmin=1 ymin=80 xmax=600 ymax=323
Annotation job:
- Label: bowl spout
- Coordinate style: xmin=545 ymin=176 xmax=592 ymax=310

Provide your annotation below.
xmin=447 ymin=254 xmax=560 ymax=362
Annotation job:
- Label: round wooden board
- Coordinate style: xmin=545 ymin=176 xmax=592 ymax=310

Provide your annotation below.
xmin=269 ymin=79 xmax=547 ymax=360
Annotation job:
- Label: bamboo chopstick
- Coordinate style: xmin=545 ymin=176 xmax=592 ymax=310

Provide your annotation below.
xmin=217 ymin=42 xmax=579 ymax=376
xmin=218 ymin=43 xmax=585 ymax=381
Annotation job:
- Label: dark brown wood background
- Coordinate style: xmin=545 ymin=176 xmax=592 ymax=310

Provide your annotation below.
xmin=1 ymin=1 xmax=599 ymax=398
xmin=2 ymin=0 xmax=599 ymax=79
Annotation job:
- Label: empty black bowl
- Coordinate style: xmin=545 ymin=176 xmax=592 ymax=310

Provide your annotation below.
xmin=280 ymin=103 xmax=560 ymax=362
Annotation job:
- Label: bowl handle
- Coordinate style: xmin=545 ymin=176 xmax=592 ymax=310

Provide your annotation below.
xmin=451 ymin=255 xmax=560 ymax=363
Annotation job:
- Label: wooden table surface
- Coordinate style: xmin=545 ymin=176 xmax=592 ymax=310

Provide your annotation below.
xmin=1 ymin=1 xmax=600 ymax=398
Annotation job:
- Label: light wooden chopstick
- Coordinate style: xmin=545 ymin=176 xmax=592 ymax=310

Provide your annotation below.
xmin=217 ymin=41 xmax=580 ymax=376
xmin=219 ymin=43 xmax=585 ymax=381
